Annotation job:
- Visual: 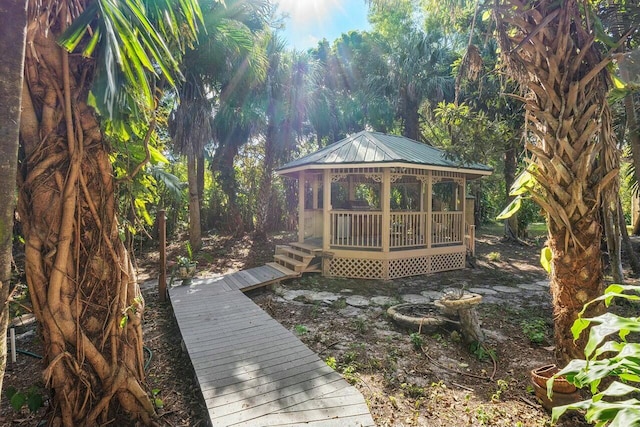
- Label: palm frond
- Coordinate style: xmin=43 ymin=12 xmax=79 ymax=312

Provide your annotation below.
xmin=59 ymin=0 xmax=204 ymax=121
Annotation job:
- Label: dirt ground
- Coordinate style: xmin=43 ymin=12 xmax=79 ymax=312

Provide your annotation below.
xmin=1 ymin=229 xmax=605 ymax=426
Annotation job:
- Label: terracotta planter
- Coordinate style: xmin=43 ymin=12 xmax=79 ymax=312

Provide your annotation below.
xmin=531 ymin=364 xmax=576 ymax=393
xmin=530 ymin=364 xmax=580 ymax=410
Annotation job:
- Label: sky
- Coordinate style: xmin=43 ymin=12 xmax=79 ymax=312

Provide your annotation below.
xmin=275 ymin=0 xmax=371 ymax=50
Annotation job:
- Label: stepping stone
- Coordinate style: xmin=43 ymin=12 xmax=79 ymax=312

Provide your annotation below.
xmin=491 ymin=285 xmax=521 ymax=294
xmin=467 ymin=287 xmax=498 ymax=295
xmin=401 ymin=294 xmax=431 ymax=304
xmin=306 ymin=291 xmax=340 ymax=305
xmin=421 ymin=290 xmax=444 ymax=300
xmin=346 ymin=295 xmax=370 ymax=308
xmin=517 ymin=283 xmax=547 ymax=292
xmin=281 ymin=289 xmax=310 ymax=301
xmin=371 ymin=296 xmax=398 ymax=306
xmin=481 ymin=296 xmax=503 ymax=304
xmin=339 ymin=306 xmax=363 ymax=317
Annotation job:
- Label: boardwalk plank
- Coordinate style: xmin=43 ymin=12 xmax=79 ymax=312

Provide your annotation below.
xmin=169 ymin=266 xmax=374 ymax=427
xmin=236 ymin=270 xmax=260 ymax=288
xmin=191 ymin=344 xmax=314 ymax=378
xmin=225 ymin=273 xmax=246 ymax=290
xmin=230 ymin=270 xmax=252 ymax=287
xmin=200 ymin=357 xmax=328 ymax=397
xmin=245 ymin=405 xmax=374 ymax=426
xmin=208 ymin=372 xmax=344 ymax=416
xmin=209 ymin=376 xmax=350 ymax=425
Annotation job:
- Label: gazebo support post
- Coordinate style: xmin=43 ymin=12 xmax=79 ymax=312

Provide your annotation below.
xmin=322 ymin=169 xmax=331 ymax=252
xmin=426 ymin=171 xmax=432 ymax=249
xmin=298 ymin=170 xmax=305 ymax=243
xmin=382 ymin=168 xmax=391 ymax=278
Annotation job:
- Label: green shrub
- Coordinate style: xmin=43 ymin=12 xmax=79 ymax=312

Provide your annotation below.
xmin=551 ymin=284 xmax=640 ymax=426
xmin=521 ymin=318 xmax=547 ymax=344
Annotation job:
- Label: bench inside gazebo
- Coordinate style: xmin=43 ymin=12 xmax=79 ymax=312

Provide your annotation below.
xmin=273 ymin=131 xmax=492 ymax=280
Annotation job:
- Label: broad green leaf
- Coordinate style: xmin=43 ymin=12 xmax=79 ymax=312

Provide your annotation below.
xmin=6 ymin=386 xmax=17 ymax=400
xmin=509 ymin=170 xmax=534 ymax=196
xmin=10 ymin=392 xmax=26 ymax=411
xmin=540 ymin=246 xmax=552 ymax=274
xmin=584 ymin=399 xmax=640 ymax=426
xmin=584 ymin=313 xmax=640 ymax=359
xmin=481 ymin=10 xmax=491 ymax=21
xmin=571 ymin=317 xmax=591 ymax=341
xmin=551 ymin=399 xmax=592 ymax=423
xmin=619 ymin=373 xmax=640 ymax=383
xmin=613 ymin=75 xmax=626 ymax=89
xmin=608 ymin=407 xmax=640 ymax=427
xmin=26 ymin=393 xmax=43 ymax=413
xmin=496 ymin=197 xmax=521 ymax=220
xmin=119 ymin=315 xmax=128 ymax=329
xmin=595 ymin=382 xmax=640 ymax=399
xmin=149 ymin=145 xmax=169 ymax=164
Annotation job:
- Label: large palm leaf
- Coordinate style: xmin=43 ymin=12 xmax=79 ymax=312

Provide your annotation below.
xmin=58 ymin=0 xmax=202 ymax=121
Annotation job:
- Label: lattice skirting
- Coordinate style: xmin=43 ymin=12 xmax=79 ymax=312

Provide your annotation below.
xmin=325 ymin=251 xmax=465 ymax=280
xmin=326 ymin=257 xmax=384 ymax=279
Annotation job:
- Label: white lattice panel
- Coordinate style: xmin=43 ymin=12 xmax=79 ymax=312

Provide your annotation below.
xmin=388 ymin=256 xmax=430 ymax=279
xmin=431 ymin=252 xmax=465 ymax=273
xmin=327 ymin=257 xmax=384 ymax=279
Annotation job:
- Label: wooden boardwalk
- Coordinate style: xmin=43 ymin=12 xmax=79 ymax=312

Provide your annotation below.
xmin=169 ymin=265 xmax=375 ymax=426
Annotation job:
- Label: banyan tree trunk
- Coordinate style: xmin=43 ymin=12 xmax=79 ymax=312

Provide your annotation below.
xmin=496 ymin=0 xmax=618 ymax=363
xmin=18 ymin=11 xmax=154 ymax=426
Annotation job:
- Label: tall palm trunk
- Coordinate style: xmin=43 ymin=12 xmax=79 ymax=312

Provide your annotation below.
xmin=188 ymin=151 xmax=202 ymax=251
xmin=19 ymin=13 xmax=153 ymax=426
xmin=0 ymin=0 xmax=27 ymax=402
xmin=255 ymin=125 xmax=277 ymax=239
xmin=497 ymin=0 xmax=618 ymax=363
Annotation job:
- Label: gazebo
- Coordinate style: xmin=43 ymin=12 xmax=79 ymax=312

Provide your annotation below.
xmin=274 ymin=131 xmax=492 ymax=280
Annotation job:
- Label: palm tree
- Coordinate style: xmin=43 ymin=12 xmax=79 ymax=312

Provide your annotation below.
xmin=255 ymin=39 xmax=315 ymax=238
xmin=18 ymin=0 xmax=200 ymax=424
xmin=494 ymin=0 xmax=619 ymax=362
xmin=367 ymin=2 xmax=454 ymax=140
xmin=172 ymin=0 xmax=269 ymax=241
xmin=372 ymin=0 xmax=622 ymax=361
xmin=0 ymin=0 xmax=27 ymax=402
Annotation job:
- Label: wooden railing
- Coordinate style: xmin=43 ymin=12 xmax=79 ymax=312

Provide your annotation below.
xmin=328 ymin=210 xmax=465 ymax=250
xmin=390 ymin=212 xmax=425 ymax=248
xmin=431 ymin=211 xmax=463 ymax=245
xmin=330 ymin=211 xmax=382 ymax=248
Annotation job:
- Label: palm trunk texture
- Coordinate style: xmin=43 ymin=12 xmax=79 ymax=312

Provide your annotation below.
xmin=497 ymin=0 xmax=619 ymax=363
xmin=18 ymin=5 xmax=153 ymax=425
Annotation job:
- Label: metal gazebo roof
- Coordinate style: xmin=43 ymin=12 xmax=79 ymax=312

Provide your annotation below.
xmin=277 ymin=131 xmax=493 ymax=177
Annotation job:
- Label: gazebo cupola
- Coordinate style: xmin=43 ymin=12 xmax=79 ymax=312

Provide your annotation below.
xmin=275 ymin=131 xmax=492 ymax=280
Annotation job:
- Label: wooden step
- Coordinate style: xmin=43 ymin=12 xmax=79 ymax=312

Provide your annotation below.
xmin=266 ymin=262 xmax=299 ymax=277
xmin=279 ymin=247 xmax=315 ymax=262
xmin=290 ymin=242 xmax=322 ymax=255
xmin=273 ymin=254 xmax=307 ymax=272
xmin=274 ymin=245 xmax=291 ymax=256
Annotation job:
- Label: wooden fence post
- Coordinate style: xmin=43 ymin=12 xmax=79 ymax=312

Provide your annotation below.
xmin=158 ymin=209 xmax=167 ymax=302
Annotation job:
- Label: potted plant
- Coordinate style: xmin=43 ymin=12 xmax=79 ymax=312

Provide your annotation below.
xmin=176 ymin=242 xmax=197 ymax=279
